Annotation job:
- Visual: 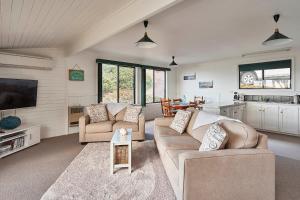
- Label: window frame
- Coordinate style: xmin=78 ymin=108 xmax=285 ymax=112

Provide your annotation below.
xmin=100 ymin=64 xmax=136 ymax=104
xmin=238 ymin=59 xmax=292 ymax=90
xmin=146 ymin=69 xmax=167 ymax=104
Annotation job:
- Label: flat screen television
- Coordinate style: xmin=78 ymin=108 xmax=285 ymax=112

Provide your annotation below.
xmin=0 ymin=78 xmax=38 ymax=110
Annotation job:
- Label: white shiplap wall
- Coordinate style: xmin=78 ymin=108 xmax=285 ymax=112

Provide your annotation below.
xmin=0 ymin=48 xmax=67 ymax=138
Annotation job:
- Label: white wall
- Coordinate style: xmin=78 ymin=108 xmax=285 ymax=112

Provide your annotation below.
xmin=0 ymin=48 xmax=99 ymax=138
xmin=0 ymin=48 xmax=68 ymax=138
xmin=66 ymin=51 xmax=98 ymax=106
xmin=0 ymin=48 xmax=174 ymax=138
xmin=176 ymin=49 xmax=300 ymax=103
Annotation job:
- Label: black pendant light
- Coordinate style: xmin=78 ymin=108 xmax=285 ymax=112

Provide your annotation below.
xmin=169 ymin=56 xmax=178 ymax=66
xmin=136 ymin=20 xmax=157 ymax=48
xmin=263 ymin=14 xmax=293 ymax=46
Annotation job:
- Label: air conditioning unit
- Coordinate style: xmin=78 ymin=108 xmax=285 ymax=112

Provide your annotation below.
xmin=0 ymin=52 xmax=54 ymax=70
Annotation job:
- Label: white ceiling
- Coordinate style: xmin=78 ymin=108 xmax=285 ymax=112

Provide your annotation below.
xmin=0 ymin=0 xmax=133 ymax=48
xmin=92 ymin=0 xmax=300 ymax=65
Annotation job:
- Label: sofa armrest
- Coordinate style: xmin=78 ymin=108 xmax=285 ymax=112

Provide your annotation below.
xmin=79 ymin=115 xmax=90 ymax=142
xmin=256 ymin=132 xmax=268 ymax=149
xmin=154 ymin=117 xmax=174 ymax=127
xmin=178 ymin=149 xmax=275 ymax=200
xmin=138 ymin=113 xmax=145 ymax=133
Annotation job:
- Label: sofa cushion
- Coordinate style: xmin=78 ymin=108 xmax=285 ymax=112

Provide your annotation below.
xmin=107 ymin=111 xmax=116 ymax=121
xmin=219 ymin=120 xmax=259 ymax=149
xmin=123 ymin=105 xmax=142 ymax=123
xmin=170 ymin=110 xmax=192 ymax=134
xmin=113 ymin=121 xmax=138 ymax=132
xmin=155 ymin=126 xmax=182 ymax=138
xmin=167 ymin=149 xmax=196 ymax=169
xmin=189 ymin=124 xmax=211 ymax=143
xmin=86 ymin=104 xmax=108 ymax=123
xmin=199 ymin=123 xmax=229 ymax=151
xmin=86 ymin=121 xmax=113 ymax=133
xmin=186 ymin=109 xmax=200 ymax=135
xmin=157 ymin=135 xmax=201 ymax=151
xmin=116 ymin=108 xmax=127 ymax=121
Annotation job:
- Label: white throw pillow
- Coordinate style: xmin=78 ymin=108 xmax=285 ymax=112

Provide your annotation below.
xmin=170 ymin=110 xmax=192 ymax=134
xmin=86 ymin=104 xmax=108 ymax=123
xmin=123 ymin=105 xmax=142 ymax=123
xmin=199 ymin=123 xmax=228 ymax=152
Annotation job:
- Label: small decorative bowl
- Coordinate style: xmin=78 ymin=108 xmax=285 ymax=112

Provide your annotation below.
xmin=120 ymin=128 xmax=127 ymax=136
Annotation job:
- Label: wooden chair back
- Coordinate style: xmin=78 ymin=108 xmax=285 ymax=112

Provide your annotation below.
xmin=194 ymin=96 xmax=205 ymax=105
xmin=160 ymin=98 xmax=175 ymax=117
xmin=172 ymin=98 xmax=182 ymax=104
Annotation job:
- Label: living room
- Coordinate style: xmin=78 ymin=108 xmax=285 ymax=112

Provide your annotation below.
xmin=0 ymin=0 xmax=299 ymax=200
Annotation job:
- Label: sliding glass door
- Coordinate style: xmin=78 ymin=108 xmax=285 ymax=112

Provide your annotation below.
xmin=146 ymin=69 xmax=166 ymax=103
xmin=102 ymin=64 xmax=135 ymax=104
xmin=119 ymin=66 xmax=135 ymax=104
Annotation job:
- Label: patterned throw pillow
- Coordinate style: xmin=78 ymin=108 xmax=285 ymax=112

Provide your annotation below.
xmin=123 ymin=105 xmax=142 ymax=123
xmin=169 ymin=110 xmax=192 ymax=134
xmin=86 ymin=104 xmax=108 ymax=123
xmin=199 ymin=123 xmax=228 ymax=151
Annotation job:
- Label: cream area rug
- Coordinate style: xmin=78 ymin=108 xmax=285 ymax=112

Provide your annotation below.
xmin=41 ymin=141 xmax=176 ymax=200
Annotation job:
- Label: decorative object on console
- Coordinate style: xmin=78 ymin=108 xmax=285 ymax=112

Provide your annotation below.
xmin=123 ymin=105 xmax=142 ymax=123
xmin=263 ymin=14 xmax=293 ymax=46
xmin=199 ymin=80 xmax=213 ymax=88
xmin=169 ymin=110 xmax=192 ymax=134
xmin=136 ymin=20 xmax=157 ymax=48
xmin=199 ymin=123 xmax=228 ymax=151
xmin=119 ymin=128 xmax=127 ymax=136
xmin=86 ymin=104 xmax=108 ymax=123
xmin=0 ymin=116 xmax=21 ymax=130
xmin=69 ymin=64 xmax=84 ymax=81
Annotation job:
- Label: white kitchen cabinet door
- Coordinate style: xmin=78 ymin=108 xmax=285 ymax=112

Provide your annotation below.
xmin=261 ymin=104 xmax=279 ymax=131
xmin=246 ymin=103 xmax=261 ymax=129
xmin=232 ymin=106 xmax=243 ymax=121
xmin=279 ymin=105 xmax=299 ymax=134
xmin=220 ymin=107 xmax=230 ymax=117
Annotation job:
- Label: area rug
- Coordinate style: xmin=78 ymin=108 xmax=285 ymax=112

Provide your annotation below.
xmin=41 ymin=141 xmax=176 ymax=200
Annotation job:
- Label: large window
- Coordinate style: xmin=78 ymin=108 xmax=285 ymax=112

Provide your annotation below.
xmin=102 ymin=64 xmax=135 ymax=103
xmin=239 ymin=59 xmax=291 ymax=89
xmin=146 ymin=69 xmax=166 ymax=103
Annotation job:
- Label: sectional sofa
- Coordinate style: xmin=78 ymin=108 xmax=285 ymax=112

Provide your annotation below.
xmin=154 ymin=109 xmax=275 ymax=200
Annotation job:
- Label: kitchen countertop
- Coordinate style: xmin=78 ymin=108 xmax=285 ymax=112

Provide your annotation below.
xmin=200 ymin=101 xmax=246 ymax=109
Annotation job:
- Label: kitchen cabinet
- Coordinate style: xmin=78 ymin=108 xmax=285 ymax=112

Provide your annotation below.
xmin=261 ymin=104 xmax=279 ymax=131
xmin=279 ymin=105 xmax=299 ymax=134
xmin=219 ymin=104 xmax=245 ymax=122
xmin=246 ymin=102 xmax=300 ymax=136
xmin=246 ymin=102 xmax=261 ymax=129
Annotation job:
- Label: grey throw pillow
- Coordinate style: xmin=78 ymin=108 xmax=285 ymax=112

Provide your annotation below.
xmin=86 ymin=104 xmax=108 ymax=123
xmin=123 ymin=105 xmax=142 ymax=123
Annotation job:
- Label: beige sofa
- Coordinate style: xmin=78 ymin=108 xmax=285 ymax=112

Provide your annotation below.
xmin=79 ymin=108 xmax=145 ymax=143
xmin=154 ymin=110 xmax=275 ymax=200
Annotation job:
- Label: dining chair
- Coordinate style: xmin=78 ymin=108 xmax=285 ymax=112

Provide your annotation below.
xmin=172 ymin=98 xmax=182 ymax=104
xmin=194 ymin=96 xmax=205 ymax=104
xmin=160 ymin=98 xmax=176 ymax=117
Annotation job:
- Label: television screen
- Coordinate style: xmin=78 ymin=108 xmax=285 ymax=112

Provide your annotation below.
xmin=0 ymin=78 xmax=38 ymax=110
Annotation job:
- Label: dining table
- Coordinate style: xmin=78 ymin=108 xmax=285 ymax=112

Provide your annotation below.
xmin=170 ymin=102 xmax=194 ymax=110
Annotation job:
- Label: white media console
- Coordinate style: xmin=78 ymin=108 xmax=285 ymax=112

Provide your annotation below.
xmin=0 ymin=124 xmax=41 ymax=158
